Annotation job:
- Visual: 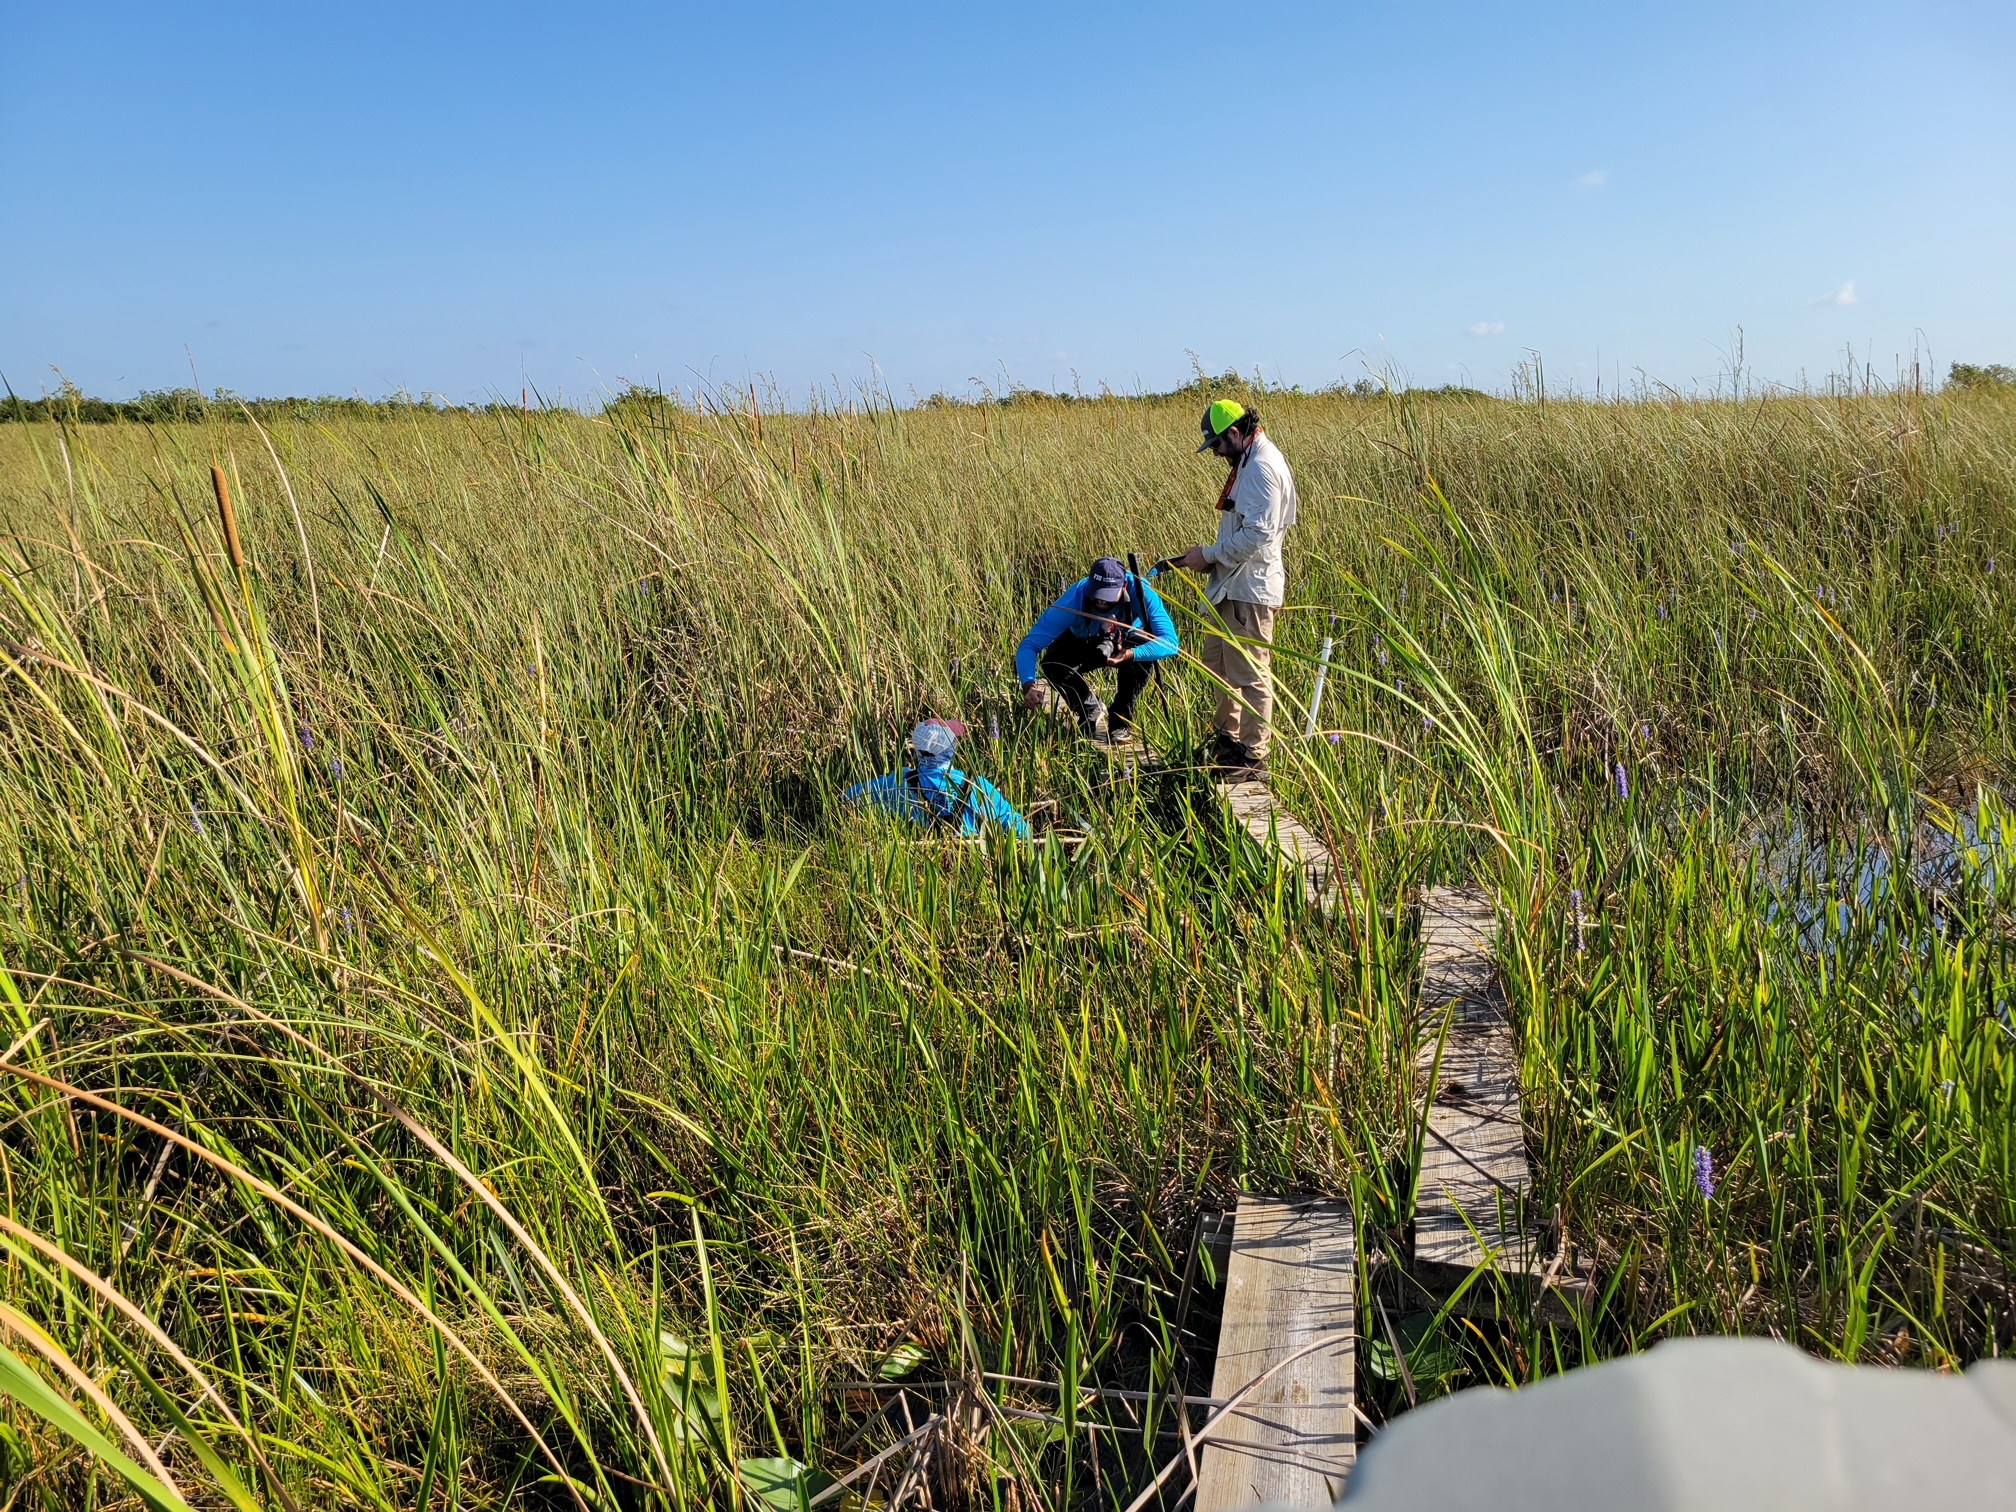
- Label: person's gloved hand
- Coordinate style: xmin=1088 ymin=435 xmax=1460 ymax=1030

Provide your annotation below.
xmin=1022 ymin=681 xmax=1047 ymax=710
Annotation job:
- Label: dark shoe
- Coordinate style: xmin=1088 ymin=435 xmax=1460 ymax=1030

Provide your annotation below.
xmin=1213 ymin=741 xmax=1266 ymax=780
xmin=1201 ymin=741 xmax=1249 ymax=774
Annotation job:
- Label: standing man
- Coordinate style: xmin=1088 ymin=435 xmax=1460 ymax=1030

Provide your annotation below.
xmin=1176 ymin=400 xmax=1298 ymax=779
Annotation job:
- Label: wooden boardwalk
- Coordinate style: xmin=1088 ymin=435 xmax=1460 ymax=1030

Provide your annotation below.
xmin=1216 ymin=780 xmax=1339 ymax=910
xmin=1186 ymin=793 xmax=1534 ymax=1506
xmin=1087 ymin=728 xmax=1157 ymax=781
xmin=1412 ymin=887 xmax=1533 ymax=1278
xmin=1196 ymin=1194 xmax=1358 ymax=1510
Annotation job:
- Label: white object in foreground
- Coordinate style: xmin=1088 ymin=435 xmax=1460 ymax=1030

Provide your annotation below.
xmin=1341 ymin=1336 xmax=2016 ymax=1511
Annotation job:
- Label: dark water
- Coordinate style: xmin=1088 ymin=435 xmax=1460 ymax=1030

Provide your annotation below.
xmin=1739 ymin=795 xmax=2016 ymax=1038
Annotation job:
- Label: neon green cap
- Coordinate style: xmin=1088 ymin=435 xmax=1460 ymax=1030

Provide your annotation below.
xmin=1197 ymin=399 xmax=1247 ymax=452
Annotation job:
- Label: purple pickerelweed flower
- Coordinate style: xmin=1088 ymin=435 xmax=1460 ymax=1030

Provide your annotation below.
xmin=1693 ymin=1145 xmax=1716 ymax=1200
xmin=1421 ymin=714 xmax=1433 ymax=731
xmin=1570 ymin=887 xmax=1586 ymax=957
xmin=297 ymin=721 xmax=314 ymax=752
xmin=329 ymin=757 xmax=344 ymax=781
xmin=987 ymin=711 xmax=1000 ymax=745
xmin=1989 ymin=559 xmax=1998 ymax=575
xmin=1375 ymin=640 xmax=1389 ymax=668
xmin=1638 ymin=723 xmax=1651 ymax=743
xmin=1614 ymin=762 xmax=1629 ymax=799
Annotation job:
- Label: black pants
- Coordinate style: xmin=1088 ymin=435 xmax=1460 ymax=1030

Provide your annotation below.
xmin=1041 ymin=636 xmax=1155 ymax=728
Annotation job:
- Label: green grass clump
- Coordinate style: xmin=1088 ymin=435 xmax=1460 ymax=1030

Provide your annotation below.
xmin=0 ymin=383 xmax=2012 ymax=1507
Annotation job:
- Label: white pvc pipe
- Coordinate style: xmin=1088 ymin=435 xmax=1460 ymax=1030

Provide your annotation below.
xmin=1304 ymin=635 xmax=1335 ymax=739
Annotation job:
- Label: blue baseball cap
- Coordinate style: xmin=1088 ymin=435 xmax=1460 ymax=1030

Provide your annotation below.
xmin=1086 ymin=556 xmax=1129 ymax=605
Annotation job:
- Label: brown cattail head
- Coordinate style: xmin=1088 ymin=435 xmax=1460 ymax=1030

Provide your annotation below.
xmin=211 ymin=464 xmax=246 ymax=576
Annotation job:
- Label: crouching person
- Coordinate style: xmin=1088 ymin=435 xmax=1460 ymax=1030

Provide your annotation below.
xmin=844 ymin=719 xmax=1031 ymax=840
xmin=1016 ymin=556 xmax=1179 ymax=741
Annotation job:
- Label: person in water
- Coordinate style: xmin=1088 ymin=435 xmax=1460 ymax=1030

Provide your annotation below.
xmin=843 ymin=718 xmax=1031 ymax=840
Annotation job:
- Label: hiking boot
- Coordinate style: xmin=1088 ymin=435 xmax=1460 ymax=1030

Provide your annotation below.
xmin=1217 ymin=743 xmax=1268 ymax=781
xmin=1079 ymin=695 xmax=1108 ymax=739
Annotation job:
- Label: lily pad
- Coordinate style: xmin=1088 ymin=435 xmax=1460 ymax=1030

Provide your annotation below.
xmin=739 ymin=1456 xmax=838 ymax=1511
xmin=876 ymin=1341 xmax=927 ymax=1380
xmin=1365 ymin=1312 xmax=1463 ymax=1389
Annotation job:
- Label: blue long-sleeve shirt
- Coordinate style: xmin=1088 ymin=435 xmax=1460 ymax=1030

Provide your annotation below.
xmin=843 ymin=763 xmax=1032 ymax=841
xmin=1014 ymin=576 xmax=1180 ymax=685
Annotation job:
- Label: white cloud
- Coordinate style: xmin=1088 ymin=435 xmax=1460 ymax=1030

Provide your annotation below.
xmin=1814 ymin=280 xmax=1858 ymax=306
xmin=1465 ymin=321 xmax=1506 ymax=337
xmin=1575 ymin=169 xmax=1608 ymax=189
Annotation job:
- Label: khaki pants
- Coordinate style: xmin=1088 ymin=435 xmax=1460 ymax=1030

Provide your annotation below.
xmin=1201 ymin=597 xmax=1277 ymax=755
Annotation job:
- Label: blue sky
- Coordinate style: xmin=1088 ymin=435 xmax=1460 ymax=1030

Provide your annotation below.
xmin=3 ymin=1 xmax=2011 ymax=404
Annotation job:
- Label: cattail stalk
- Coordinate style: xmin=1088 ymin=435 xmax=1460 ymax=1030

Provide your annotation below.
xmin=211 ymin=464 xmax=246 ymax=577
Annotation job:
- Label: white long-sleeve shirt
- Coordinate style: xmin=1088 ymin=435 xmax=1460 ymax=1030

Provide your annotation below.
xmin=1202 ymin=431 xmax=1298 ymax=607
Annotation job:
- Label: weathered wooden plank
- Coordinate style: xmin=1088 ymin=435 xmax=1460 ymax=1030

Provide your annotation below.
xmin=1413 ymin=887 xmax=1533 ymax=1276
xmin=1215 ymin=780 xmax=1339 ymax=910
xmin=1088 ymin=728 xmax=1157 ymax=780
xmin=1197 ymin=1193 xmax=1357 ymax=1510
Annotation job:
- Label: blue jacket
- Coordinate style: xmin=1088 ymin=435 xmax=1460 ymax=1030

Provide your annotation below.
xmin=844 ymin=763 xmax=1032 ymax=841
xmin=1014 ymin=576 xmax=1180 ymax=685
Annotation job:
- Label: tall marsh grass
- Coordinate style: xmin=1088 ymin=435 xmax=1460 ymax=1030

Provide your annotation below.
xmin=0 ymin=384 xmax=2013 ymax=1507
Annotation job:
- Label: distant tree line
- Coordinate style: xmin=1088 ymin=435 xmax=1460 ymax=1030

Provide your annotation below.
xmin=7 ymin=364 xmax=2010 ymax=425
xmin=0 ymin=383 xmax=519 ymax=425
xmin=908 ymin=368 xmax=1461 ymax=411
xmin=1949 ymin=362 xmax=2016 ymax=391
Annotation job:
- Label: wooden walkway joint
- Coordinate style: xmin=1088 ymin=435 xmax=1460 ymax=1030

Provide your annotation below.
xmin=1215 ymin=780 xmax=1339 ymax=911
xmin=1189 ymin=809 xmax=1534 ymax=1505
xmin=1196 ymin=1194 xmax=1358 ymax=1510
xmin=1087 ymin=727 xmax=1157 ymax=781
xmin=1194 ymin=783 xmax=1356 ymax=1510
xmin=1412 ymin=886 xmax=1533 ymax=1279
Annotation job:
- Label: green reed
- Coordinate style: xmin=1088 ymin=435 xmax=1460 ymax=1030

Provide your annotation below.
xmin=0 ymin=383 xmax=2011 ymax=1507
